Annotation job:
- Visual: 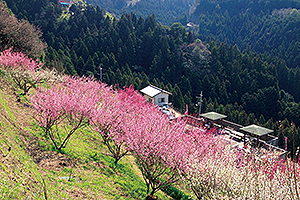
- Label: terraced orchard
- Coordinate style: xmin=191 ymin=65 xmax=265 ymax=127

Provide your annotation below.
xmin=1 ymin=48 xmax=300 ymax=200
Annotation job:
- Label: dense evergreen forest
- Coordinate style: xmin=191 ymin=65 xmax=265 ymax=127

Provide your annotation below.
xmin=1 ymin=0 xmax=300 ymax=153
xmin=85 ymin=0 xmax=195 ymax=26
xmin=188 ymin=0 xmax=300 ymax=102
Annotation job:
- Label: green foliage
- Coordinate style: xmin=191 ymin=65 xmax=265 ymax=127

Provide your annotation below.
xmin=161 ymin=184 xmax=192 ymax=200
xmin=0 ymin=69 xmax=5 ymax=77
xmin=0 ymin=93 xmax=46 ymax=199
xmin=0 ymin=181 xmax=22 ymax=199
xmin=190 ymin=0 xmax=300 ymax=86
xmin=86 ymin=0 xmax=194 ymax=25
xmin=172 ymin=84 xmax=185 ymax=110
xmin=0 ymin=92 xmax=16 ymax=121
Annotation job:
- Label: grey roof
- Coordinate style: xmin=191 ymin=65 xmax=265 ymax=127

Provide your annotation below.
xmin=240 ymin=124 xmax=273 ymax=137
xmin=200 ymin=112 xmax=227 ymax=121
xmin=140 ymin=85 xmax=172 ymax=97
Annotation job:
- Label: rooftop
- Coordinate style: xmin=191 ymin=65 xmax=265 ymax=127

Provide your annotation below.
xmin=200 ymin=111 xmax=227 ymax=121
xmin=240 ymin=124 xmax=273 ymax=137
xmin=140 ymin=85 xmax=172 ymax=98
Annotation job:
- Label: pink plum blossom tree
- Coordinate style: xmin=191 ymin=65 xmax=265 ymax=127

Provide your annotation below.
xmin=183 ymin=140 xmax=300 ymax=199
xmin=91 ymin=84 xmax=221 ymax=196
xmin=0 ymin=48 xmax=48 ymax=94
xmin=91 ymin=87 xmax=128 ymax=163
xmin=124 ymin=102 xmax=214 ymax=196
xmin=91 ymin=86 xmax=147 ymax=164
xmin=30 ymin=76 xmax=104 ymax=150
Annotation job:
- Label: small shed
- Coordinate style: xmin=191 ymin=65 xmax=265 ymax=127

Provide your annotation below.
xmin=200 ymin=111 xmax=227 ymax=128
xmin=200 ymin=112 xmax=227 ymax=121
xmin=140 ymin=85 xmax=172 ymax=107
xmin=240 ymin=124 xmax=274 ymax=146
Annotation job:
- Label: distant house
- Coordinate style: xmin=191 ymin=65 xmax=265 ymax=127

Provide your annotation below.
xmin=59 ymin=0 xmax=73 ymax=6
xmin=140 ymin=85 xmax=172 ymax=107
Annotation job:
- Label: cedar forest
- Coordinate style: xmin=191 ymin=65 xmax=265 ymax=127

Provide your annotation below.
xmin=1 ymin=0 xmax=300 ymax=198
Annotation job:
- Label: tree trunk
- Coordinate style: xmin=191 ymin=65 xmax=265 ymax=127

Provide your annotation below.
xmin=145 ymin=194 xmax=157 ymax=200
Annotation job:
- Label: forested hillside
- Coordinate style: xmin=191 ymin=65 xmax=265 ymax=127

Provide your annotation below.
xmin=1 ymin=0 xmax=300 ymax=154
xmin=85 ymin=0 xmax=195 ymax=25
xmin=189 ymin=0 xmax=300 ymax=71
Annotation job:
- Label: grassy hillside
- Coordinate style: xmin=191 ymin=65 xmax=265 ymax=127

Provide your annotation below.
xmin=0 ymin=78 xmax=45 ymax=199
xmin=0 ymin=77 xmax=171 ymax=199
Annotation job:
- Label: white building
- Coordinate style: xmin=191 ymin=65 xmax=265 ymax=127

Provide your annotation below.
xmin=140 ymin=85 xmax=172 ymax=107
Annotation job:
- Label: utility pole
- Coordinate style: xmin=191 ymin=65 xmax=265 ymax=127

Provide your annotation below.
xmin=196 ymin=91 xmax=203 ymax=118
xmin=99 ymin=65 xmax=103 ymax=82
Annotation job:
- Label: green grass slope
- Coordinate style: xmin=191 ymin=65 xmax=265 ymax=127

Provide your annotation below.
xmin=0 ymin=79 xmax=46 ymax=199
xmin=0 ymin=78 xmax=170 ymax=199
